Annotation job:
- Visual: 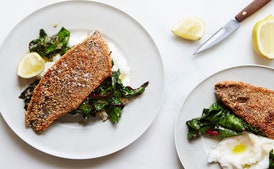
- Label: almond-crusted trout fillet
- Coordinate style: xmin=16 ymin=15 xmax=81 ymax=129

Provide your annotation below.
xmin=215 ymin=81 xmax=274 ymax=139
xmin=25 ymin=31 xmax=112 ymax=133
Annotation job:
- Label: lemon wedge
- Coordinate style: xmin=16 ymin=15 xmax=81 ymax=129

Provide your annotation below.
xmin=252 ymin=15 xmax=274 ymax=60
xmin=171 ymin=17 xmax=205 ymax=41
xmin=17 ymin=52 xmax=45 ymax=78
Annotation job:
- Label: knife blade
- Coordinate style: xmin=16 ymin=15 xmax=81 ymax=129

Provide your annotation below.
xmin=193 ymin=0 xmax=271 ymax=55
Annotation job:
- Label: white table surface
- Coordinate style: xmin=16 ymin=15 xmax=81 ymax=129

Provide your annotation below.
xmin=0 ymin=0 xmax=273 ymax=168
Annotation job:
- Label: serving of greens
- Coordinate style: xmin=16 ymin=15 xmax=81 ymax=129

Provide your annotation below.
xmin=70 ymin=70 xmax=148 ymax=123
xmin=29 ymin=27 xmax=70 ymax=60
xmin=19 ymin=27 xmax=149 ymax=124
xmin=186 ymin=103 xmax=263 ymax=140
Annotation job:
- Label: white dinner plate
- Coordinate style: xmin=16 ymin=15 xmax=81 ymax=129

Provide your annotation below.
xmin=0 ymin=1 xmax=164 ymax=159
xmin=174 ymin=65 xmax=274 ymax=169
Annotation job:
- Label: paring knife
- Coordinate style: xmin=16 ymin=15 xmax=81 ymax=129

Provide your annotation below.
xmin=193 ymin=0 xmax=271 ymax=55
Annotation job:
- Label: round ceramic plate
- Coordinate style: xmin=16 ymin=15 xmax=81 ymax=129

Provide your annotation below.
xmin=0 ymin=1 xmax=164 ymax=159
xmin=174 ymin=65 xmax=274 ymax=169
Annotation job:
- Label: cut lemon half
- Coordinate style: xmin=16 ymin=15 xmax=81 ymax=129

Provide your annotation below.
xmin=252 ymin=15 xmax=274 ymax=60
xmin=17 ymin=52 xmax=45 ymax=78
xmin=171 ymin=17 xmax=205 ymax=41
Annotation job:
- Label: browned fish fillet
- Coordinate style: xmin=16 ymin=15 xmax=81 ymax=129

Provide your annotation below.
xmin=25 ymin=31 xmax=112 ymax=133
xmin=215 ymin=81 xmax=274 ymax=139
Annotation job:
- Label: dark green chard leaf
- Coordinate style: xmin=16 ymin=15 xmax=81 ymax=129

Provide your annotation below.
xmin=186 ymin=118 xmax=201 ymax=139
xmin=93 ymin=99 xmax=109 ymax=112
xmin=186 ymin=118 xmax=201 ymax=130
xmin=18 ymin=80 xmax=40 ymax=110
xmin=121 ymin=82 xmax=149 ymax=98
xmin=208 ymin=103 xmax=222 ymax=112
xmin=29 ymin=27 xmax=70 ymax=60
xmin=269 ymin=149 xmax=274 ymax=169
xmin=106 ymin=106 xmax=123 ymax=123
xmin=243 ymin=121 xmax=265 ymax=136
xmin=111 ymin=70 xmax=149 ymax=98
xmin=75 ymin=101 xmax=93 ymax=119
xmin=218 ymin=112 xmax=245 ymax=132
xmin=214 ymin=125 xmax=242 ymax=138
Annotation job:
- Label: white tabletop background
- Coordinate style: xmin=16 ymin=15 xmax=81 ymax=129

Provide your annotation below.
xmin=0 ymin=0 xmax=273 ymax=168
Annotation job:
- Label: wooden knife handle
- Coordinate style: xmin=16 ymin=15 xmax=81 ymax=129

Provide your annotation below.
xmin=235 ymin=0 xmax=271 ymax=22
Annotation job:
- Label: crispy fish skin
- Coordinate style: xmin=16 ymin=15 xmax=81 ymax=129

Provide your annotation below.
xmin=215 ymin=81 xmax=274 ymax=139
xmin=25 ymin=31 xmax=112 ymax=133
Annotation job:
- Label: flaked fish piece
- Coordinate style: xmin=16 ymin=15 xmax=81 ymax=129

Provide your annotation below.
xmin=215 ymin=81 xmax=274 ymax=139
xmin=25 ymin=31 xmax=112 ymax=133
